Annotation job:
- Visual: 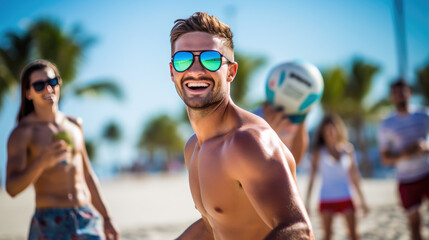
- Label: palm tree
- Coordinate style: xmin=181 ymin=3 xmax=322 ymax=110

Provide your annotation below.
xmin=83 ymin=121 xmax=122 ymax=164
xmin=97 ymin=120 xmax=123 ymax=168
xmin=85 ymin=140 xmax=97 ymax=161
xmin=73 ymin=80 xmax=123 ymax=102
xmin=0 ymin=18 xmax=123 ymax=113
xmin=321 ymin=59 xmax=380 ymax=177
xmin=416 ymin=61 xmax=429 ymax=105
xmin=320 ymin=66 xmax=348 ymax=113
xmin=0 ymin=31 xmax=33 ymax=109
xmin=346 ymin=60 xmax=380 ymax=177
xmin=232 ymin=52 xmax=266 ymax=108
xmin=0 ymin=59 xmax=10 ymax=109
xmin=138 ymin=114 xmax=186 ymax=171
xmin=29 ymin=19 xmax=94 ymax=86
xmin=102 ymin=121 xmax=122 ymax=142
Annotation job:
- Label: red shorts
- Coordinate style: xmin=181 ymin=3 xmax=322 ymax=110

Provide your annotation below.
xmin=319 ymin=198 xmax=354 ymax=213
xmin=398 ymin=174 xmax=429 ymax=211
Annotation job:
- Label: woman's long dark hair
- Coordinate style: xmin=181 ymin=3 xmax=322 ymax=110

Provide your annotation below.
xmin=17 ymin=59 xmax=61 ymax=122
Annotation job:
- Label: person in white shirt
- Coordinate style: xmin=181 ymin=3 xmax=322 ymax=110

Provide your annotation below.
xmin=378 ymin=79 xmax=429 ymax=240
xmin=306 ymin=113 xmax=369 ymax=240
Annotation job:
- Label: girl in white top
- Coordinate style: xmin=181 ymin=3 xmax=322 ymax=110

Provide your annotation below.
xmin=305 ymin=113 xmax=369 ymax=240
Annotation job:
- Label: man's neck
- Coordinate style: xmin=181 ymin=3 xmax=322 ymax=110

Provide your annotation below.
xmin=188 ymin=98 xmax=237 ymax=144
xmin=396 ymin=104 xmax=409 ymax=116
xmin=33 ymin=105 xmax=60 ymax=123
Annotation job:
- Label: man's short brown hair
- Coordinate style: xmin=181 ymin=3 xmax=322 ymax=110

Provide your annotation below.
xmin=170 ymin=12 xmax=234 ymax=54
xmin=390 ymin=77 xmax=409 ymax=92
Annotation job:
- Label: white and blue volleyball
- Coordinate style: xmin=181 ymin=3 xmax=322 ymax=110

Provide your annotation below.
xmin=265 ymin=60 xmax=324 ymax=123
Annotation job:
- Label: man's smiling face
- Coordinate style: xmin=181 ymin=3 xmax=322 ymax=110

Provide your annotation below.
xmin=170 ymin=32 xmax=235 ymax=110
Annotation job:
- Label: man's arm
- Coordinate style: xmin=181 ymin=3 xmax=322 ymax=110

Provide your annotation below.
xmin=6 ymin=127 xmax=69 ymax=197
xmin=77 ymin=121 xmax=119 ymax=240
xmin=230 ymin=128 xmax=314 ymax=240
xmin=262 ymin=103 xmax=309 ymax=165
xmin=289 ymin=122 xmax=309 ymax=166
xmin=380 ymin=149 xmax=400 ymax=166
xmin=175 ymin=217 xmax=214 ymax=240
xmin=380 ymin=139 xmax=429 ymax=166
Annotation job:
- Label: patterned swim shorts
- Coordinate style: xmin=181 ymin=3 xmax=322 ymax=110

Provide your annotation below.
xmin=28 ymin=205 xmax=104 ymax=240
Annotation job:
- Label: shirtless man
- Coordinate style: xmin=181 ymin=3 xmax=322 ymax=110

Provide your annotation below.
xmin=6 ymin=59 xmax=119 ymax=239
xmin=169 ymin=12 xmax=313 ymax=240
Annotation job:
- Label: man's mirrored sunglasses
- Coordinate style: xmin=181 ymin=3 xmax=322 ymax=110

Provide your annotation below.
xmin=171 ymin=50 xmax=233 ymax=72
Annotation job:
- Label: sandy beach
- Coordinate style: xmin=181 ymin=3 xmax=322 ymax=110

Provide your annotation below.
xmin=1 ymin=172 xmax=428 ymax=240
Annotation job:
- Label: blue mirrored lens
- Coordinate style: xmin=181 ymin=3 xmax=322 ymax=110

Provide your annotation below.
xmin=173 ymin=52 xmax=194 ymax=72
xmin=200 ymin=51 xmax=222 ymax=71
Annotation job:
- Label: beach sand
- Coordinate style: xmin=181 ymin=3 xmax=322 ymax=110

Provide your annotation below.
xmin=1 ymin=173 xmax=428 ymax=240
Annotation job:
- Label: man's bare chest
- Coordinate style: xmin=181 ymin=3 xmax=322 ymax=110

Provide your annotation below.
xmin=188 ymin=146 xmax=248 ymax=218
xmin=29 ymin=120 xmax=83 ymax=156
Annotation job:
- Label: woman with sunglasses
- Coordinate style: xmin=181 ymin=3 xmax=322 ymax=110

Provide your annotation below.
xmin=170 ymin=12 xmax=313 ymax=240
xmin=6 ymin=59 xmax=119 ymax=239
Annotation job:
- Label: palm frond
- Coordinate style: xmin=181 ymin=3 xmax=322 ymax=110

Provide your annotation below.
xmin=347 ymin=59 xmax=380 ymax=102
xmin=73 ymin=80 xmax=123 ymax=100
xmin=138 ymin=114 xmax=185 ymax=154
xmin=321 ymin=66 xmax=347 ymax=112
xmin=102 ymin=121 xmax=122 ymax=142
xmin=85 ymin=140 xmax=96 ymax=162
xmin=0 ymin=31 xmax=33 ymax=82
xmin=417 ymin=62 xmax=429 ymax=105
xmin=29 ymin=18 xmax=95 ymax=86
xmin=233 ymin=51 xmax=266 ymax=107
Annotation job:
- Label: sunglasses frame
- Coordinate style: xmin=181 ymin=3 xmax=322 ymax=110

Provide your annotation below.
xmin=171 ymin=50 xmax=233 ymax=72
xmin=31 ymin=77 xmax=60 ymax=92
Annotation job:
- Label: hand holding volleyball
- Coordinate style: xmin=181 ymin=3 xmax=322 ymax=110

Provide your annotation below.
xmin=265 ymin=60 xmax=324 ymax=123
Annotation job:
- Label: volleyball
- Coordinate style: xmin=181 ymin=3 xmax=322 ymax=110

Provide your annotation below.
xmin=265 ymin=60 xmax=324 ymax=123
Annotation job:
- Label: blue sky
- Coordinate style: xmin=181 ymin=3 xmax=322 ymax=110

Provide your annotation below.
xmin=1 ymin=0 xmax=429 ymax=177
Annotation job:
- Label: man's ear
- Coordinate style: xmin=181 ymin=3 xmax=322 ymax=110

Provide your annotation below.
xmin=227 ymin=62 xmax=238 ymax=83
xmin=169 ymin=62 xmax=175 ymax=82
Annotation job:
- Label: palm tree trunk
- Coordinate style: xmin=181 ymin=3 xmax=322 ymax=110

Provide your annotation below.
xmin=353 ymin=116 xmax=372 ymax=178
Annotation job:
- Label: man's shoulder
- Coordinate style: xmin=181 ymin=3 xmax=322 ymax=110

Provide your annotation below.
xmin=234 ymin=123 xmax=272 ymax=140
xmin=225 ymin=124 xmax=292 ymax=179
xmin=228 ymin=124 xmax=279 ymax=158
xmin=184 ymin=134 xmax=197 ymax=160
xmin=8 ymin=122 xmax=33 ymax=146
xmin=65 ymin=114 xmax=83 ymax=128
xmin=185 ymin=134 xmax=198 ymax=151
xmin=380 ymin=113 xmax=398 ymax=127
xmin=412 ymin=108 xmax=429 ymax=118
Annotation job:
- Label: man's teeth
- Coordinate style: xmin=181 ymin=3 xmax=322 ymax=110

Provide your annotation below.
xmin=188 ymin=82 xmax=209 ymax=88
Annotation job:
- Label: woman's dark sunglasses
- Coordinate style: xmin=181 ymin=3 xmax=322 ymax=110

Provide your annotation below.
xmin=31 ymin=77 xmax=59 ymax=92
xmin=171 ymin=50 xmax=233 ymax=72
